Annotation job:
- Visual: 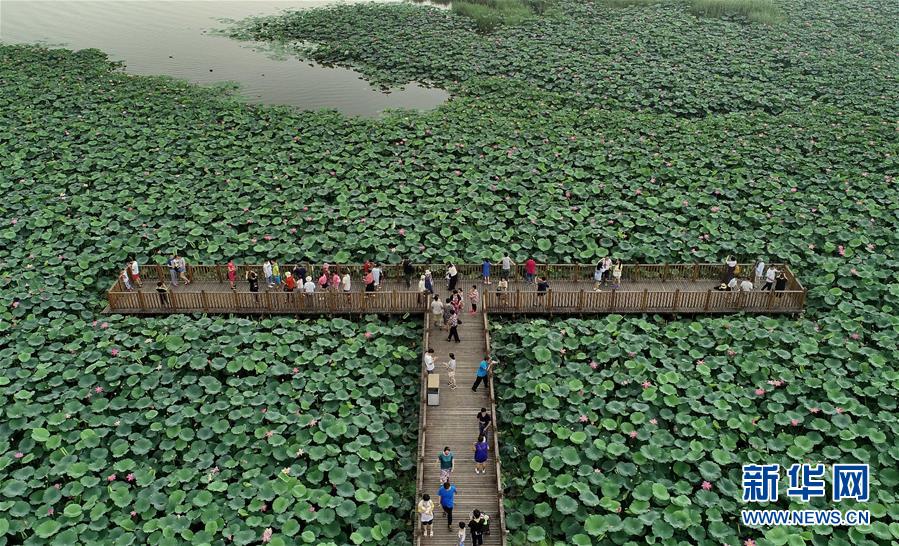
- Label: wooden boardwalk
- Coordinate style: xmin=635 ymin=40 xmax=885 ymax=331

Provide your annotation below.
xmin=103 ymin=262 xmax=806 ymax=544
xmin=414 ymin=310 xmax=505 ymax=546
xmin=104 ymin=263 xmax=805 ymax=316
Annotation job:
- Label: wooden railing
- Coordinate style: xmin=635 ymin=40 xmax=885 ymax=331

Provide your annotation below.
xmin=105 ymin=263 xmax=805 ymax=315
xmin=482 ymin=298 xmax=508 ymax=545
xmin=414 ymin=314 xmax=430 ymax=546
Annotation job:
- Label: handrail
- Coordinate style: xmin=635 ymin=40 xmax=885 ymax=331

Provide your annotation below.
xmin=414 ymin=312 xmax=430 ymax=546
xmin=482 ymin=297 xmax=508 ymax=545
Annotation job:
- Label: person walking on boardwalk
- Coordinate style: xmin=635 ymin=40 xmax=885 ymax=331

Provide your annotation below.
xmin=612 ymin=260 xmax=622 ymax=288
xmin=593 ymin=261 xmax=603 ymax=292
xmin=602 ymin=256 xmax=613 ymax=285
xmin=403 ymin=257 xmax=415 ymax=288
xmin=754 ymin=258 xmax=765 ymax=287
xmin=481 ymin=258 xmax=492 ymax=285
xmin=120 ymin=267 xmax=133 ymax=291
xmin=442 ymin=298 xmax=453 ymax=332
xmin=167 ymin=254 xmax=180 ymax=286
xmin=330 ymin=269 xmax=341 ymax=293
xmin=468 ymin=285 xmax=480 ymax=314
xmin=176 ymin=255 xmax=190 ymax=285
xmin=424 ymin=270 xmax=435 ymax=295
xmin=424 ymin=348 xmax=436 ymax=375
xmin=128 ymin=258 xmax=142 ymax=288
xmin=775 ymin=271 xmax=787 ymax=296
xmin=457 ymin=522 xmax=467 ymax=546
xmin=446 ymin=263 xmax=459 ymax=291
xmin=723 ymin=255 xmax=738 ymax=284
xmin=430 ymin=295 xmax=444 ymax=330
xmin=318 ymin=270 xmax=331 ymax=290
xmin=536 ymin=277 xmax=549 ymax=305
xmin=438 ymin=446 xmax=455 ymax=483
xmin=739 ymin=277 xmax=754 ymax=292
xmin=303 ymin=276 xmax=316 ymax=295
xmin=477 ymin=407 xmax=492 ymax=439
xmin=496 ymin=277 xmax=509 ymax=303
xmin=292 ymin=263 xmax=304 ymax=285
xmin=263 ymin=260 xmax=273 ymax=288
xmin=372 ymin=262 xmax=383 ymax=290
xmin=500 ymin=254 xmax=514 ymax=280
xmin=437 ymin=481 xmax=457 ymax=530
xmin=445 ymin=353 xmax=457 ymax=389
xmin=761 ymin=265 xmax=778 ymax=291
xmin=417 ymin=494 xmax=435 ymax=538
xmin=472 ymin=358 xmax=489 ymax=392
xmin=468 ymin=510 xmax=489 ymax=546
xmin=155 ymin=281 xmax=169 ymax=306
xmin=447 ymin=309 xmax=461 ymax=343
xmin=473 ymin=435 xmax=489 ymax=475
xmin=525 ymin=257 xmax=537 ymax=284
xmin=271 ymin=260 xmax=281 ymax=287
xmin=246 ymin=270 xmax=259 ymax=302
xmin=284 ymin=271 xmax=296 ymax=300
xmin=342 ymin=271 xmax=352 ymax=294
xmin=364 ymin=270 xmax=376 ymax=294
xmin=227 ymin=259 xmax=237 ymax=290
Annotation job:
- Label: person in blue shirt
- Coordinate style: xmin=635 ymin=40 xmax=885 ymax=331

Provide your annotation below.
xmin=471 ymin=358 xmax=490 ymax=392
xmin=438 ymin=481 xmax=457 ymax=529
xmin=481 ymin=258 xmax=491 ymax=285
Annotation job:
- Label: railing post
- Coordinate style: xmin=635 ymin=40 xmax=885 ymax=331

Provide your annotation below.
xmin=704 ymin=289 xmax=711 ymax=311
xmin=578 ymin=289 xmax=585 ymax=311
xmin=155 ymin=264 xmax=164 ymax=283
xmin=634 ymin=265 xmax=640 ymax=281
xmin=663 ymin=263 xmax=669 ymax=282
xmin=265 ymin=291 xmax=272 ymax=313
xmin=692 ymin=263 xmax=699 ymax=282
xmin=767 ymin=289 xmax=775 ymax=310
xmin=215 ymin=266 xmax=223 ymax=283
xmin=170 ymin=291 xmax=178 ymax=312
xmin=610 ymin=289 xmax=617 ymax=312
xmin=515 ymin=289 xmax=520 ymax=311
xmin=392 ymin=290 xmax=397 ymax=312
xmin=187 ymin=265 xmax=193 ymax=284
xmin=672 ymin=289 xmax=680 ymax=313
xmin=233 ymin=290 xmax=240 ymax=311
xmin=201 ymin=291 xmax=209 ymax=313
xmin=137 ymin=290 xmax=146 ymax=312
xmin=546 ymin=289 xmax=553 ymax=314
xmin=641 ymin=289 xmax=648 ymax=311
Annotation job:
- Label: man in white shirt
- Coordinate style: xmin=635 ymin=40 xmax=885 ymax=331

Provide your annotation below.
xmin=430 ymin=296 xmax=444 ymax=330
xmin=754 ymin=260 xmax=765 ymax=286
xmin=128 ymin=258 xmax=142 ymax=288
xmin=372 ymin=263 xmax=383 ymax=289
xmin=740 ymin=279 xmax=754 ymax=292
xmin=762 ymin=267 xmax=777 ymax=291
xmin=501 ymin=255 xmax=513 ymax=280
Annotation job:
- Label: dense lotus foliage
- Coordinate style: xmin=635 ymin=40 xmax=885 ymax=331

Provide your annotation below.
xmin=1 ymin=0 xmax=898 ymax=544
xmin=0 ymin=313 xmax=421 ymax=545
xmin=491 ymin=317 xmax=898 ymax=545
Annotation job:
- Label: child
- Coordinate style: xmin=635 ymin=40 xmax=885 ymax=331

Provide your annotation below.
xmin=612 ymin=260 xmax=622 ymax=289
xmin=271 ymin=260 xmax=281 ymax=286
xmin=120 ymin=268 xmax=133 ymax=291
xmin=227 ymin=259 xmax=237 ymax=290
xmin=468 ymin=285 xmax=480 ymax=314
xmin=155 ymin=281 xmax=169 ymax=306
xmin=372 ymin=263 xmax=383 ymax=290
xmin=129 ymin=258 xmax=142 ymax=288
xmin=417 ymin=494 xmax=435 ymax=537
xmin=445 ymin=353 xmax=457 ymax=389
xmin=442 ymin=298 xmax=453 ymax=331
xmin=457 ymin=522 xmax=466 ymax=546
xmin=481 ymin=258 xmax=491 ymax=285
xmin=593 ymin=261 xmax=603 ymax=292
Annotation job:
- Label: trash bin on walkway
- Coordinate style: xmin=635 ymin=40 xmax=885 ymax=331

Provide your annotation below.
xmin=427 ymin=374 xmax=440 ymax=406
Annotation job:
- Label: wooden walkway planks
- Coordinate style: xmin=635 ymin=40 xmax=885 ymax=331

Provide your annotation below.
xmin=414 ymin=306 xmax=505 ymax=546
xmin=103 ymin=263 xmax=805 ymax=316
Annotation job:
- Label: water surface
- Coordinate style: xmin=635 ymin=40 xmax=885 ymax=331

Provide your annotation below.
xmin=0 ymin=0 xmax=449 ymax=116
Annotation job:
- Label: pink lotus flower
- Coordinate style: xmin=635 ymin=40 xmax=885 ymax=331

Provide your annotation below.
xmin=837 ymin=245 xmax=845 ymax=256
xmin=701 ymin=481 xmax=712 ymax=491
xmin=867 ymin=243 xmax=875 ymax=250
xmin=107 ymin=474 xmax=116 ymax=482
xmin=262 ymin=528 xmax=273 ymax=543
xmin=364 ymin=332 xmax=373 ymax=339
xmin=745 ymin=539 xmax=756 ymax=546
xmin=710 ymin=206 xmax=720 ymax=213
xmin=454 ymin=170 xmax=461 ymax=176
xmin=126 ymin=473 xmax=135 ymax=482
xmin=850 ymin=268 xmax=858 ymax=276
xmin=110 ymin=348 xmax=119 ymax=357
xmin=54 ymin=483 xmax=61 ymax=489
xmin=790 ymin=187 xmax=797 ymax=192
xmin=642 ymin=381 xmax=652 ymax=389
xmin=682 ymin=200 xmax=689 ymax=206
xmin=696 ymin=359 xmax=705 ymax=366
xmin=850 ymin=333 xmax=860 ymax=340
xmin=727 ymin=350 xmax=736 ymax=357
xmin=330 ymin=171 xmax=336 ymax=176
xmin=293 ymin=367 xmax=299 ymax=374
xmin=628 ymin=431 xmax=638 ymax=439
xmin=11 ymin=301 xmax=19 ymax=309
xmin=48 ymin=507 xmax=54 ymax=515
xmin=589 ymin=361 xmax=598 ymax=370
xmin=755 ymin=388 xmax=766 ymax=396
xmin=649 ymin=418 xmax=658 ymax=425
xmin=579 ymin=415 xmax=589 ymax=423
xmin=263 ymin=235 xmax=273 ymax=241
xmin=836 ymin=407 xmax=844 ymax=414
xmin=635 ymin=188 xmax=642 ymax=195
xmin=11 ymin=218 xmax=17 ymax=225
xmin=627 ymin=351 xmax=636 ymax=357
xmin=810 ymin=407 xmax=820 ymax=414
xmin=14 ymin=452 xmax=24 ymax=459
xmin=260 ymin=503 xmax=268 ymax=512
xmin=100 ymin=322 xmax=109 ymax=329
xmin=265 ymin=430 xmax=274 ymax=438
xmin=95 ymin=386 xmax=104 ymax=393
xmin=309 ymin=506 xmax=316 ymax=512
xmin=130 ymin=511 xmax=137 ymax=517
xmin=398 ymin=228 xmax=406 ymax=236
xmin=791 ymin=419 xmax=799 ymax=426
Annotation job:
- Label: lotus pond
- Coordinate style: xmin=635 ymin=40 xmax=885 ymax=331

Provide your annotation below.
xmin=1 ymin=0 xmax=898 ymax=544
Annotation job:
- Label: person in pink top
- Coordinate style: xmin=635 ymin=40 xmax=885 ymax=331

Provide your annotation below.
xmin=525 ymin=257 xmax=537 ymax=284
xmin=330 ymin=270 xmax=341 ymax=292
xmin=468 ymin=285 xmax=480 ymax=314
xmin=319 ymin=272 xmax=330 ymax=289
xmin=227 ymin=259 xmax=237 ymax=290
